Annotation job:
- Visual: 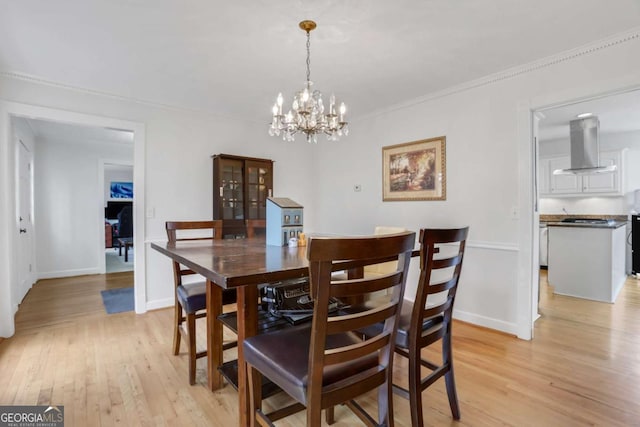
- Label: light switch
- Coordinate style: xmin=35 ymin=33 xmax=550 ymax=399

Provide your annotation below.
xmin=146 ymin=207 xmax=155 ymax=219
xmin=510 ymin=206 xmax=519 ymax=220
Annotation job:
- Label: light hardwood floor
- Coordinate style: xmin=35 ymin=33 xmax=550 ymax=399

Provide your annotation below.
xmin=1 ymin=271 xmax=639 ymax=426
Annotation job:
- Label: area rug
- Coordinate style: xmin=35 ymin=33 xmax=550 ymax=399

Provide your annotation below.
xmin=105 ymin=249 xmax=134 ymax=273
xmin=100 ymin=287 xmax=134 ymax=314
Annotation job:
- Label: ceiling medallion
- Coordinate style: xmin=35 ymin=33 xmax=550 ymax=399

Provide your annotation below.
xmin=268 ymin=20 xmax=349 ymax=143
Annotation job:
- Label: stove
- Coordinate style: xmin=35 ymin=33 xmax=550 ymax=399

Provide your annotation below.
xmin=560 ymin=218 xmax=613 ymax=225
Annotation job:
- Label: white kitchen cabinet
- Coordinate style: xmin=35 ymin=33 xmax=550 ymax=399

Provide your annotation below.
xmin=582 ymin=150 xmax=621 ymax=194
xmin=539 ymin=150 xmax=624 ymax=197
xmin=547 ymin=156 xmax=580 ymax=194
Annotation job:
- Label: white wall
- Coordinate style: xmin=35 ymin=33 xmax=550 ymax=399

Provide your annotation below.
xmin=35 ymin=138 xmax=133 ymax=278
xmin=540 ymin=130 xmax=640 ymax=215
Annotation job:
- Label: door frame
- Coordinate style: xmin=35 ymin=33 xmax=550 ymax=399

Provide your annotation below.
xmin=516 ymin=83 xmax=640 ymax=340
xmin=0 ymin=102 xmax=146 ymax=337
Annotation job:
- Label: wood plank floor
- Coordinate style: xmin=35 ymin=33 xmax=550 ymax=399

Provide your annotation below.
xmin=1 ymin=271 xmax=639 ymax=426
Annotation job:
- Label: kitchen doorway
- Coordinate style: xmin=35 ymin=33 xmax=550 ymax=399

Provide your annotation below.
xmin=533 ymin=88 xmax=640 ymax=324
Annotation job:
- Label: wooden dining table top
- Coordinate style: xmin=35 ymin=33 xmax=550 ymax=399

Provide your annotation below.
xmin=151 ymin=237 xmax=311 ymax=287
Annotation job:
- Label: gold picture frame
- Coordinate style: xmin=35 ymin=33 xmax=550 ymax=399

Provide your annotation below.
xmin=382 ymin=136 xmax=446 ymax=201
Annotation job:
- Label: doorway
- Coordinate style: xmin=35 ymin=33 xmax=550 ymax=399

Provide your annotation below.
xmin=103 ymin=163 xmax=134 ymax=274
xmin=2 ymin=102 xmax=146 ymax=331
xmin=532 ymin=88 xmax=640 ymax=323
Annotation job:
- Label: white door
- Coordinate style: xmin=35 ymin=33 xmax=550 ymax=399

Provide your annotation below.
xmin=17 ymin=139 xmax=35 ymax=303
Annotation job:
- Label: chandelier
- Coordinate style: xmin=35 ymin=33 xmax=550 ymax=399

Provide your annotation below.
xmin=268 ymin=20 xmax=349 ymax=143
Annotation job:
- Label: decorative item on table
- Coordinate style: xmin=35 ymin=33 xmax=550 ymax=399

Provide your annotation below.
xmin=382 ymin=136 xmax=447 ymax=201
xmin=268 ymin=20 xmax=349 ymax=144
xmin=266 ymin=197 xmax=303 ymax=246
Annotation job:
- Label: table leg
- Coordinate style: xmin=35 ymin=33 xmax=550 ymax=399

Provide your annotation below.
xmin=206 ymin=279 xmax=224 ymax=391
xmin=237 ymin=285 xmax=258 ymax=427
xmin=124 ymin=244 xmax=129 ymax=262
xmin=118 ymin=241 xmax=122 ymax=256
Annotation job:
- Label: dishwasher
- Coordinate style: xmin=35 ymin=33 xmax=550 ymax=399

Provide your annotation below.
xmin=539 ymin=223 xmax=548 ymax=268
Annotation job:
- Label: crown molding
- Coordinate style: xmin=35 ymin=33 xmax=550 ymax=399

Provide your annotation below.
xmin=356 ymin=26 xmax=640 ymax=122
xmin=0 ymin=70 xmax=237 ymax=121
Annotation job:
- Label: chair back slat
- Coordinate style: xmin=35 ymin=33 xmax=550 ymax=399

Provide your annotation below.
xmin=427 ymin=274 xmax=462 ymax=294
xmin=329 ymin=271 xmax=402 ymax=298
xmin=324 ymin=333 xmax=389 ymax=366
xmin=305 ymin=231 xmax=415 ymax=404
xmin=431 ymin=253 xmax=464 ymax=269
xmin=326 ymin=303 xmax=397 ymax=335
xmin=423 ymin=297 xmax=453 ymax=319
xmin=165 ymin=220 xmax=223 ymax=283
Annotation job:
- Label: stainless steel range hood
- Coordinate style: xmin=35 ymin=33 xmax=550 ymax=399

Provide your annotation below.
xmin=552 ymin=116 xmax=617 ymax=175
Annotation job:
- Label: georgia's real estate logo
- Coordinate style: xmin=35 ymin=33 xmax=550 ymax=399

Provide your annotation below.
xmin=0 ymin=405 xmax=64 ymax=427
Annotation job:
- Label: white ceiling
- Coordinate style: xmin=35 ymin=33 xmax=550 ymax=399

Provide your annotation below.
xmin=2 ymin=0 xmax=640 ymax=126
xmin=538 ymin=89 xmax=640 ymax=141
xmin=24 ymin=118 xmax=134 ymax=145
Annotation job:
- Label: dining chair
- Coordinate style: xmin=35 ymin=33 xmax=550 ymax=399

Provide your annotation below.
xmin=243 ymin=231 xmax=416 ymax=426
xmin=166 ymin=220 xmax=237 ymax=385
xmin=393 ymin=227 xmax=469 ymax=426
xmin=245 ymin=219 xmax=266 ymax=238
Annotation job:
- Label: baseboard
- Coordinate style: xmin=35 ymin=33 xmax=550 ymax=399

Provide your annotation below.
xmin=453 ymin=308 xmax=518 ymax=336
xmin=38 ymin=268 xmax=100 ymax=280
xmin=145 ymin=297 xmax=174 ymax=311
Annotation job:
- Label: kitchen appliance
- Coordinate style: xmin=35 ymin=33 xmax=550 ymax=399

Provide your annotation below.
xmin=633 ymin=215 xmax=640 ymax=275
xmin=539 ymin=223 xmax=548 ymax=268
xmin=553 ymin=116 xmax=617 ymax=175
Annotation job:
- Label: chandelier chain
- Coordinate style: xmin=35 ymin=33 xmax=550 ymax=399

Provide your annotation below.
xmin=306 ymin=31 xmax=311 ymax=83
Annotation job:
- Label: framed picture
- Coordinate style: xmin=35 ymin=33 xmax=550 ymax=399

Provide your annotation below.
xmin=110 ymin=181 xmax=133 ymax=199
xmin=382 ymin=136 xmax=446 ymax=201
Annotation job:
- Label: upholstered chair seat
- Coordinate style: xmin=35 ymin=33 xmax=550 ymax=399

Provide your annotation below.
xmin=244 ymin=325 xmax=378 ymax=404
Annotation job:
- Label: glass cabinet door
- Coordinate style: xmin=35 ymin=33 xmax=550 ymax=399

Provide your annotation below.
xmin=246 ymin=160 xmax=272 ymax=219
xmin=221 ymin=159 xmax=244 ymax=220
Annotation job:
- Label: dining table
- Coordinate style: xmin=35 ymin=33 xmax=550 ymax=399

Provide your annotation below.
xmin=151 ymin=236 xmax=369 ymax=426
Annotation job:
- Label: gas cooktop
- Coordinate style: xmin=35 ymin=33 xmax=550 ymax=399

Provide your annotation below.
xmin=560 ymin=218 xmax=614 ymax=225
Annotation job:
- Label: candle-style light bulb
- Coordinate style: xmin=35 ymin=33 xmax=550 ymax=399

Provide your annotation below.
xmin=276 ymin=93 xmax=283 ymax=114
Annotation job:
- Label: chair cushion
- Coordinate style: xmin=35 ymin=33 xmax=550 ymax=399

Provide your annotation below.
xmin=176 ymin=282 xmax=237 ymax=313
xmin=243 ymin=325 xmax=378 ymax=404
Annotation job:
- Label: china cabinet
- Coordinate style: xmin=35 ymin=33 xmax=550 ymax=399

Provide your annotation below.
xmin=212 ymin=154 xmax=273 ymax=237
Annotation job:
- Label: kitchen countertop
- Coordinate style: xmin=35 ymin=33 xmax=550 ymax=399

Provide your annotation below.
xmin=546 ymin=220 xmax=627 ymax=229
xmin=541 ymin=214 xmax=628 ymax=229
